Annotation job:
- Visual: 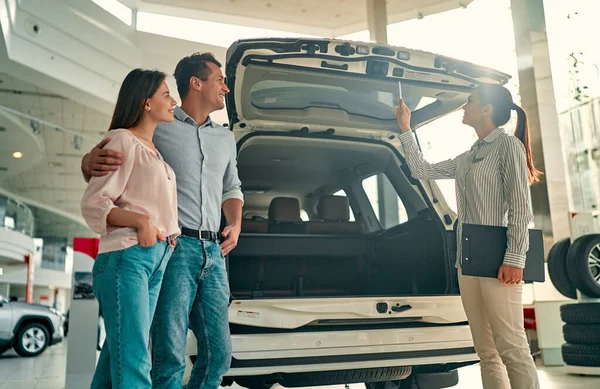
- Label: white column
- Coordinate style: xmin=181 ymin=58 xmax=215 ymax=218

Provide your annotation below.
xmin=366 ymin=0 xmax=388 ymax=43
xmin=510 ymin=0 xmax=570 ymax=245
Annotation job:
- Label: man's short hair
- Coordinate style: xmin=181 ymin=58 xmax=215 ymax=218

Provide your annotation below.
xmin=174 ymin=52 xmax=222 ymax=98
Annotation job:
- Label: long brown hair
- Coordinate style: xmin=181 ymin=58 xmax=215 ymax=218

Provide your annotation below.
xmin=109 ymin=68 xmax=166 ymax=131
xmin=475 ymin=84 xmax=542 ymax=184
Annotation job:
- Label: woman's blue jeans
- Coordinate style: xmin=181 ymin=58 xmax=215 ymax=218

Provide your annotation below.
xmin=90 ymin=240 xmax=173 ymax=389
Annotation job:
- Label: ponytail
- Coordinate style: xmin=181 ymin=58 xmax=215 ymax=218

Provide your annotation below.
xmin=475 ymin=84 xmax=542 ymax=185
xmin=511 ymin=104 xmax=542 ymax=184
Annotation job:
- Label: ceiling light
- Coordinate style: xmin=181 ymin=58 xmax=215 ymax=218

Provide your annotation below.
xmin=12 ymin=152 xmax=23 ymax=159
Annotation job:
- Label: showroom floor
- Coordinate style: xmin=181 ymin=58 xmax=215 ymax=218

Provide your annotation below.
xmin=0 ymin=342 xmax=599 ymax=389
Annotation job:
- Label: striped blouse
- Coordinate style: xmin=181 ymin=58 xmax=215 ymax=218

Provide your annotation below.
xmin=400 ymin=127 xmax=532 ymax=269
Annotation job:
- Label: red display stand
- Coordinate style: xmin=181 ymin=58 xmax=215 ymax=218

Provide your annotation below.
xmin=73 ymin=237 xmax=99 ymax=259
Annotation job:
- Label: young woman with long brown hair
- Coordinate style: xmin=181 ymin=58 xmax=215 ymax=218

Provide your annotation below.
xmin=81 ymin=68 xmax=179 ymax=388
xmin=395 ymin=84 xmax=540 ymax=389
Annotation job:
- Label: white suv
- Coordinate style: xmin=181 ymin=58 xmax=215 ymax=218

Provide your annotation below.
xmin=183 ymin=38 xmax=512 ymax=389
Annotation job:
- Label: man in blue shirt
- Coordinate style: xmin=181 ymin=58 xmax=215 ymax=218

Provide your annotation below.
xmin=82 ymin=53 xmax=243 ymax=389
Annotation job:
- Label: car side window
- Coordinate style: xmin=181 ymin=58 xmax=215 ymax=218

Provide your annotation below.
xmin=362 ymin=173 xmax=408 ymax=229
xmin=412 ymin=111 xmax=479 ymax=213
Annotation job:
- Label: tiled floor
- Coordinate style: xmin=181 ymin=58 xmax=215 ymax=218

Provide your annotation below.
xmin=0 ymin=343 xmax=65 ymax=389
xmin=1 ymin=341 xmax=599 ymax=388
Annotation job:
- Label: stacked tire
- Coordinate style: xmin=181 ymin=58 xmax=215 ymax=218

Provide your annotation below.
xmin=548 ymin=235 xmax=600 ymax=299
xmin=548 ymin=235 xmax=600 ymax=368
xmin=560 ymin=303 xmax=600 ymax=368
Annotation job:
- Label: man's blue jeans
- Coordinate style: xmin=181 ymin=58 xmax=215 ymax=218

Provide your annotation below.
xmin=151 ymin=236 xmax=232 ymax=389
xmin=90 ymin=240 xmax=173 ymax=389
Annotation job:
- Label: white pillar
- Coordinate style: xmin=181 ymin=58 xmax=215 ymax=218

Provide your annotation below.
xmin=510 ymin=0 xmax=570 ymax=245
xmin=65 ymin=251 xmax=99 ymax=389
xmin=366 ymin=0 xmax=388 ymax=44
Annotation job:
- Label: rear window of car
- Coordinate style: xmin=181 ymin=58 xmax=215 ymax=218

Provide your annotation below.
xmin=249 ymin=77 xmax=437 ymax=121
xmin=362 ymin=173 xmax=408 ymax=229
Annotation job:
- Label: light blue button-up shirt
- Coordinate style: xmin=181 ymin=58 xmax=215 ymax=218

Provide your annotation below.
xmin=153 ymin=106 xmax=243 ymax=232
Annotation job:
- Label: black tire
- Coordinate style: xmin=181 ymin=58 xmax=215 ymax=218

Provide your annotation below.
xmin=562 ymin=343 xmax=600 ymax=367
xmin=563 ymin=323 xmax=600 ymax=344
xmin=366 ymin=371 xmax=458 ymax=389
xmin=561 ymin=303 xmax=600 ymax=324
xmin=567 ymin=235 xmax=600 ymax=298
xmin=236 ymin=367 xmax=412 ymax=389
xmin=13 ymin=322 xmax=50 ymax=357
xmin=366 ymin=378 xmax=416 ymax=389
xmin=234 ymin=378 xmax=273 ymax=389
xmin=548 ymin=238 xmax=577 ymax=299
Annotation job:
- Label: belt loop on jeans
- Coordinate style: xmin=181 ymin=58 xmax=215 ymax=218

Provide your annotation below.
xmin=180 ymin=227 xmax=218 ymax=242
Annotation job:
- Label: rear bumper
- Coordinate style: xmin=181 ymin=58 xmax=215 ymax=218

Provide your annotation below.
xmin=228 ymin=347 xmax=477 ymax=376
xmin=186 ymin=325 xmax=478 ymax=376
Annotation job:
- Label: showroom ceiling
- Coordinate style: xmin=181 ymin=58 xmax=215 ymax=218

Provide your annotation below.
xmin=135 ymin=0 xmax=473 ymax=34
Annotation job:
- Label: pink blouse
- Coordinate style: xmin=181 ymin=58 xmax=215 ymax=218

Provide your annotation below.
xmin=81 ymin=129 xmax=180 ymax=254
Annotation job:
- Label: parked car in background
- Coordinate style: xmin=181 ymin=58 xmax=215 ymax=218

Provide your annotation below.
xmin=0 ymin=295 xmax=64 ymax=357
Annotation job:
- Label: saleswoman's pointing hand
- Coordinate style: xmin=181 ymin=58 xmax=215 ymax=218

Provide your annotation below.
xmin=394 ymin=98 xmax=412 ymax=133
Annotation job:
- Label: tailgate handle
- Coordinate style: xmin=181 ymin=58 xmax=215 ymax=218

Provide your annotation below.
xmin=321 ymin=61 xmax=348 ymax=71
xmin=391 ymin=304 xmax=412 ymax=313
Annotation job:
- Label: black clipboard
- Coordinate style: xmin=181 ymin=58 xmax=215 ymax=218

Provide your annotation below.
xmin=460 ymin=223 xmax=545 ymax=282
